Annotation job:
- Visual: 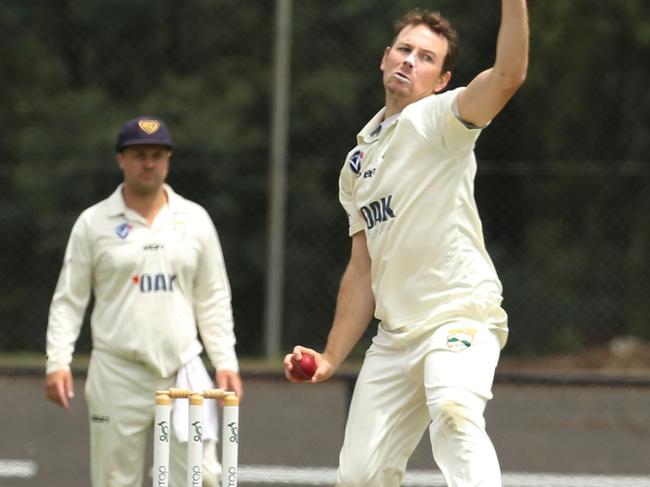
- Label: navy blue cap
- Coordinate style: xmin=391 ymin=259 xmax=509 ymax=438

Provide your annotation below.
xmin=115 ymin=116 xmax=173 ymax=152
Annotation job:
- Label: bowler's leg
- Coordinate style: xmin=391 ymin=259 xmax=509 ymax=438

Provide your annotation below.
xmin=336 ymin=346 xmax=430 ymax=487
xmin=425 ymin=327 xmax=502 ymax=486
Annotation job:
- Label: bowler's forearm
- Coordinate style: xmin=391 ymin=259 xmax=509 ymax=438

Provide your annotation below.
xmin=495 ymin=0 xmax=529 ymax=87
xmin=323 ymin=266 xmax=375 ymax=369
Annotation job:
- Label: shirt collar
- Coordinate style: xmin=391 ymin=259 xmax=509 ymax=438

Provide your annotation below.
xmin=357 ymin=107 xmax=400 ymax=144
xmin=105 ymin=183 xmax=177 ymax=218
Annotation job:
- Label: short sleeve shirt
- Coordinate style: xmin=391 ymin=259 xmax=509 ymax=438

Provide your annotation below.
xmin=338 ymin=88 xmax=503 ymax=330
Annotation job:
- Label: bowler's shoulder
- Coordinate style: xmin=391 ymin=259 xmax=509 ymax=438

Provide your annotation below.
xmin=408 ymin=87 xmax=465 ymax=113
xmin=398 ymin=88 xmax=466 ymax=138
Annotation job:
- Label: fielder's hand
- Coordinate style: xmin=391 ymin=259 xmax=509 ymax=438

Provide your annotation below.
xmin=45 ymin=369 xmax=74 ymax=409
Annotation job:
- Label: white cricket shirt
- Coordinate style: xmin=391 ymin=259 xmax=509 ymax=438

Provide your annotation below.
xmin=339 ymin=88 xmax=507 ymax=335
xmin=46 ymin=184 xmax=238 ymax=377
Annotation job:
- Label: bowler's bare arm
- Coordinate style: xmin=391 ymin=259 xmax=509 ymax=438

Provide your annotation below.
xmin=283 ymin=232 xmax=375 ymax=383
xmin=457 ymin=0 xmax=529 ymax=127
xmin=321 ymin=232 xmax=375 ymax=374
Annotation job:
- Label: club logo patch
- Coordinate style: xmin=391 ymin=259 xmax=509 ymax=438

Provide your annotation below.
xmin=138 ymin=119 xmax=160 ymax=134
xmin=348 ymin=150 xmax=363 ymax=174
xmin=115 ymin=222 xmax=132 ymax=239
xmin=446 ymin=328 xmax=476 ymax=351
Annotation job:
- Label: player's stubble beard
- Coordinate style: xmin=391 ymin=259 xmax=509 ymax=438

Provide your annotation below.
xmin=128 ymin=169 xmax=167 ymax=198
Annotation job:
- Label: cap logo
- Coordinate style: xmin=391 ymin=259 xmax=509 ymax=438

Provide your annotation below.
xmin=138 ymin=120 xmax=160 ymax=134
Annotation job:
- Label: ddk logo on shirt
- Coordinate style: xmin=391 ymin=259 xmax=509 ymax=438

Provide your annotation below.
xmin=360 ymin=194 xmax=396 ymax=230
xmin=348 ymin=150 xmax=364 ymax=175
xmin=131 ymin=273 xmax=177 ymax=292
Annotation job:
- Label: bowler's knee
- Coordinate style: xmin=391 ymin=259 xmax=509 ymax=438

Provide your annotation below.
xmin=440 ymin=400 xmax=470 ymax=432
xmin=428 ymin=393 xmax=486 ymax=438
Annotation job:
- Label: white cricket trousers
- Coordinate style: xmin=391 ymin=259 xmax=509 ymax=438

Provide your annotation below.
xmin=336 ymin=323 xmax=503 ymax=487
xmin=85 ymin=350 xmax=220 ymax=486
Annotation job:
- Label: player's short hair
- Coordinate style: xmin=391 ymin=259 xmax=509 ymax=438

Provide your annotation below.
xmin=392 ymin=9 xmax=459 ymax=73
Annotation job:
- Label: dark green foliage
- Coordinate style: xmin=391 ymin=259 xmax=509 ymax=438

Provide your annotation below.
xmin=0 ymin=1 xmax=648 ymax=357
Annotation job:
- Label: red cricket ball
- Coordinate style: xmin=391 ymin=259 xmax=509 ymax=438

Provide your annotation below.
xmin=291 ymin=353 xmax=317 ymax=380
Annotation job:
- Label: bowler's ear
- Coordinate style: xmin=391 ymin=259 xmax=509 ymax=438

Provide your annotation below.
xmin=434 ymin=70 xmax=452 ymax=93
xmin=379 ymin=45 xmax=391 ymax=71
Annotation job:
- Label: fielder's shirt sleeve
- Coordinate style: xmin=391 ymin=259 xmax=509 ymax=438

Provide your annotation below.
xmin=46 ymin=212 xmax=94 ymax=374
xmin=192 ymin=209 xmax=239 ymax=373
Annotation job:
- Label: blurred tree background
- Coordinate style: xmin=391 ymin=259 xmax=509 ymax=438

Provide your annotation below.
xmin=0 ymin=0 xmax=648 ymax=360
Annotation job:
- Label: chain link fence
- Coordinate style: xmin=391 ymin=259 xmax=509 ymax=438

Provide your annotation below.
xmin=1 ymin=0 xmax=649 ymax=366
